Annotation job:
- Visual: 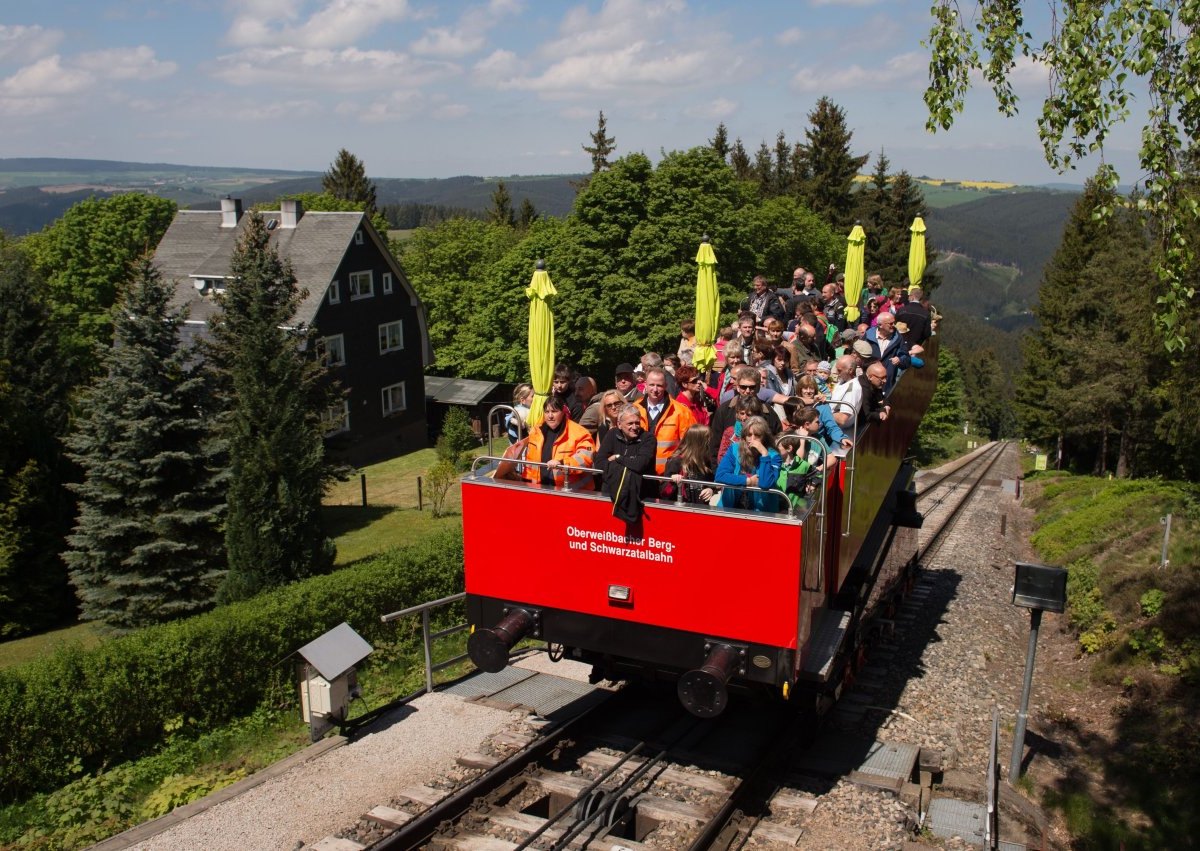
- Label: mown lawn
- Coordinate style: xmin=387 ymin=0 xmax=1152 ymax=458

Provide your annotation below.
xmin=0 ymin=622 xmax=106 ymax=671
xmin=323 ymin=447 xmax=465 ymax=565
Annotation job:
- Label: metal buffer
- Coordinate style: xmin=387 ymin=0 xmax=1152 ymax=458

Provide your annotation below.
xmin=678 ymin=643 xmax=746 ymax=718
xmin=468 ymin=607 xmax=538 ymax=672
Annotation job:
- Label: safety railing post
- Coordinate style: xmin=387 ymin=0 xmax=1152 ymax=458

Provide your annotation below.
xmin=422 ymin=608 xmax=434 ymax=695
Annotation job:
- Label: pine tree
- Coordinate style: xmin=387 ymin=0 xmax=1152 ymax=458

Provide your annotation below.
xmin=0 ymin=240 xmax=74 ymax=636
xmin=489 ymin=181 xmax=516 ymax=226
xmin=64 ymin=259 xmax=224 ymax=629
xmin=856 ymin=152 xmax=893 ymax=266
xmin=753 ymin=140 xmax=773 ymax=197
xmin=710 ymin=122 xmax=730 ymax=162
xmin=1015 ymin=179 xmax=1115 ymax=466
xmin=517 ymin=198 xmax=539 ymax=229
xmin=772 ymin=131 xmax=792 ymax=197
xmin=912 ymin=347 xmax=966 ymax=463
xmin=206 ymin=213 xmax=335 ymax=602
xmin=322 ymin=149 xmax=377 ymax=215
xmin=800 ymin=96 xmax=869 ymax=229
xmin=790 ymin=142 xmax=811 ymax=197
xmin=729 ymin=138 xmax=752 ymax=180
xmin=582 ymin=110 xmax=617 ymax=173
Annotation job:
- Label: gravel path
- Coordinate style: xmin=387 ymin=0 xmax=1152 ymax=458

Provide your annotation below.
xmin=127 ymin=655 xmax=595 ymax=851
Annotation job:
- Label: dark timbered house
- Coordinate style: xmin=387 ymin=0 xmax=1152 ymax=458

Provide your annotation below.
xmin=156 ymin=197 xmax=431 ymax=463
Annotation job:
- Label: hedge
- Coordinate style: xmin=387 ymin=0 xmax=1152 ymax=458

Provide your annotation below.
xmin=0 ymin=530 xmax=463 ymax=801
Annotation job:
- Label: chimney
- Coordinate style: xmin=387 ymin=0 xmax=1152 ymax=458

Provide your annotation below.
xmin=220 ymin=196 xmax=243 ymax=228
xmin=280 ymin=199 xmax=304 ymax=229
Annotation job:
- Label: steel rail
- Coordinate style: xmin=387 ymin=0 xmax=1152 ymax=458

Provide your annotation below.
xmin=367 ymin=690 xmax=614 ymax=851
xmin=917 ymin=441 xmax=1008 ymax=562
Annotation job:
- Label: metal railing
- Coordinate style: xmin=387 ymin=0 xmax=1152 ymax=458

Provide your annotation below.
xmin=470 ymin=455 xmax=802 ymax=519
xmin=485 ymin=403 xmax=521 ymax=457
xmin=380 ymin=592 xmax=470 ymax=695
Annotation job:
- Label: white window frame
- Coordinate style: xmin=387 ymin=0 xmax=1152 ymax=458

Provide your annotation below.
xmin=328 ymin=280 xmax=341 ymax=305
xmin=322 ymin=400 xmax=350 ymax=435
xmin=316 ymin=334 xmax=346 ymax=367
xmin=381 ymin=382 xmax=407 ymax=417
xmin=355 ymin=229 xmax=364 ymax=245
xmin=349 ymin=270 xmax=373 ymax=300
xmin=382 ymin=272 xmax=393 ymax=294
xmin=378 ymin=320 xmax=404 ymax=354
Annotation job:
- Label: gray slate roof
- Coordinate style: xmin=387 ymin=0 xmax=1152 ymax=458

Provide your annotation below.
xmin=157 ymin=209 xmax=367 ymax=326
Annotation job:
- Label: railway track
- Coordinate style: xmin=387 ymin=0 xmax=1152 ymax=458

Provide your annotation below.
xmin=310 ymin=445 xmax=1013 ymax=851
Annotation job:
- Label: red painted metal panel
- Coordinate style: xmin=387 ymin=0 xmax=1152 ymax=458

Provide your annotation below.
xmin=463 ymin=481 xmax=805 ymax=649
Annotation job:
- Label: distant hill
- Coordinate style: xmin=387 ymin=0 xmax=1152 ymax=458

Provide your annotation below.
xmin=229 ymin=174 xmax=582 ymax=219
xmin=0 ymin=158 xmax=582 ymax=235
xmin=926 ymin=189 xmax=1077 ymax=323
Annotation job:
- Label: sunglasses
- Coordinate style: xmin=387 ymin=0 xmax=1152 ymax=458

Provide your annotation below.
xmin=737 ymin=384 xmax=758 ymax=391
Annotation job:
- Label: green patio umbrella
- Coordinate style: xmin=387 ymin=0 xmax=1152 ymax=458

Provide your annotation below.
xmin=525 ymin=259 xmax=556 ymax=429
xmin=843 ymin=223 xmax=867 ymax=323
xmin=908 ymin=216 xmax=927 ymax=290
xmin=692 ymin=236 xmax=720 ymax=376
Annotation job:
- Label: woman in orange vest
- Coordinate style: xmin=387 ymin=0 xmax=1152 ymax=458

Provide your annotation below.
xmin=501 ymin=396 xmax=595 ymax=490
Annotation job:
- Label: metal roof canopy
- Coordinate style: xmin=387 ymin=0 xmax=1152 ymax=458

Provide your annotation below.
xmin=296 ymin=622 xmax=373 ymax=680
xmin=424 ymin=376 xmax=500 ymax=406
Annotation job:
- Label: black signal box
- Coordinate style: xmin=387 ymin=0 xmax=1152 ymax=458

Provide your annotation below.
xmin=1012 ymin=562 xmax=1068 ymax=613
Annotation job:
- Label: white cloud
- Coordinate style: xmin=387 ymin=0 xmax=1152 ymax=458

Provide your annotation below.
xmin=411 ymin=0 xmax=524 ymax=59
xmin=76 ymin=46 xmax=178 ymax=81
xmin=473 ymin=48 xmax=524 ymax=80
xmin=411 ymin=27 xmax=486 ymax=58
xmin=211 ymin=46 xmax=459 ymax=91
xmin=0 ymin=24 xmax=63 ymax=63
xmin=1 ymin=55 xmax=92 ymax=97
xmin=684 ymin=97 xmax=737 ymax=120
xmin=792 ymin=51 xmax=925 ymax=92
xmin=226 ymin=0 xmax=413 ymax=49
xmin=358 ymin=89 xmax=426 ymax=122
xmin=541 ymin=0 xmax=685 ymax=61
xmin=776 ymin=28 xmax=804 ymax=47
xmin=433 ymin=102 xmax=469 ymax=119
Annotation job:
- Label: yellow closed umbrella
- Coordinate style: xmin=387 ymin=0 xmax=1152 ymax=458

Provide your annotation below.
xmin=908 ymin=216 xmax=927 ymax=290
xmin=525 ymin=259 xmax=556 ymax=428
xmin=843 ymin=223 xmax=867 ymax=323
xmin=692 ymin=236 xmax=720 ymax=376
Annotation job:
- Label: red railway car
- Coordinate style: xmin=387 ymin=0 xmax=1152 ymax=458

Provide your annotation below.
xmin=463 ymin=341 xmax=938 ymax=717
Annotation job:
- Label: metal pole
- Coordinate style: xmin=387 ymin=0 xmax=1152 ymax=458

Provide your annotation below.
xmin=360 ymin=473 xmax=367 ymax=507
xmin=422 ymin=609 xmax=434 ymax=694
xmin=417 ymin=475 xmax=424 ymax=511
xmin=1009 ymin=607 xmax=1043 ymax=783
xmin=1160 ymin=513 xmax=1172 ymax=570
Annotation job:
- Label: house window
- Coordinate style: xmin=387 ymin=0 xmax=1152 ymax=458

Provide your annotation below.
xmin=355 ymin=229 xmax=364 ymax=245
xmin=316 ymin=334 xmax=346 ymax=367
xmin=349 ymin=271 xmax=373 ymax=300
xmin=322 ymin=400 xmax=350 ymax=435
xmin=328 ymin=280 xmax=341 ymax=305
xmin=382 ymin=272 xmax=393 ymax=294
xmin=378 ymin=321 xmax=404 ymax=354
xmin=382 ymin=382 xmax=406 ymax=417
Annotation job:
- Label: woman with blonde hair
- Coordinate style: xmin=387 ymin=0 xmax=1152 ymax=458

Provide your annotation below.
xmin=595 ymin=389 xmax=625 ymax=442
xmin=506 ymin=382 xmax=533 ymax=443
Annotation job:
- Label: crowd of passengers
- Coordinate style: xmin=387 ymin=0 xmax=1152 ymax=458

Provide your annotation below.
xmin=497 ymin=266 xmax=937 ymax=514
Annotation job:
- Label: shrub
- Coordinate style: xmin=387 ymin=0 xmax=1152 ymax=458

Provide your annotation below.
xmin=0 ymin=530 xmax=463 ymax=802
xmin=425 ymin=460 xmax=459 ymax=518
xmin=1140 ymin=588 xmax=1167 ymax=618
xmin=436 ymin=406 xmax=479 ymax=471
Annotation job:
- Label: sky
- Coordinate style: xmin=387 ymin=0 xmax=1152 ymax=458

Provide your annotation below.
xmin=0 ymin=0 xmax=1146 ymax=186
